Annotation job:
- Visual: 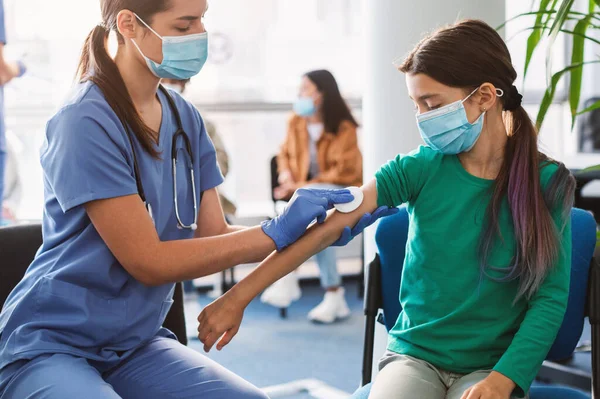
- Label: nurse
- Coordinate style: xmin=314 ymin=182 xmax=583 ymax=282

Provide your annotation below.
xmin=0 ymin=0 xmax=385 ymax=398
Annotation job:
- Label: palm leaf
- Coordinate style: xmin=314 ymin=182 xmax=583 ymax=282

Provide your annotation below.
xmin=560 ymin=29 xmax=600 ymax=45
xmin=497 ymin=11 xmax=555 ymax=31
xmin=583 ymin=164 xmax=600 ymax=172
xmin=498 ymin=11 xmax=600 ymax=32
xmin=525 ymin=0 xmax=553 ymax=78
xmin=577 ymin=98 xmax=600 ymax=115
xmin=568 ymin=15 xmax=593 ymax=128
xmin=545 ymin=0 xmax=576 ymax=84
xmin=536 ymin=60 xmax=600 ymax=130
xmin=507 ymin=26 xmax=600 ymax=45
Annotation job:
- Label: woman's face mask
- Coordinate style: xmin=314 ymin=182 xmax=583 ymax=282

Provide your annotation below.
xmin=294 ymin=76 xmax=322 ymax=117
xmin=416 ymin=87 xmax=486 ymax=155
xmin=131 ymin=13 xmax=208 ymax=80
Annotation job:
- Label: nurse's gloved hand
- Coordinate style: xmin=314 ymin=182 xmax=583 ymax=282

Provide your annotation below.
xmin=262 ymin=188 xmax=354 ymax=251
xmin=332 ymin=206 xmax=400 ymax=246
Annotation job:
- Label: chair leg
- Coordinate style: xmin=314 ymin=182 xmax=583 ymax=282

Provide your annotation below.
xmin=593 ymin=326 xmax=600 ymax=398
xmin=362 ymin=313 xmax=376 ymax=386
xmin=229 ymin=267 xmax=235 ymax=290
xmin=362 ymin=255 xmax=382 ymax=386
xmin=358 ymin=238 xmax=365 ymax=298
xmin=358 ymin=268 xmax=365 ymax=298
xmin=589 ymin=259 xmax=600 ymax=398
xmin=279 ymin=308 xmax=288 ymax=319
xmin=221 ymin=270 xmax=229 ymax=293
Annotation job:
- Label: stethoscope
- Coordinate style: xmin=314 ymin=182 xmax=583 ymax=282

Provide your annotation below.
xmin=122 ymin=85 xmax=199 ymax=231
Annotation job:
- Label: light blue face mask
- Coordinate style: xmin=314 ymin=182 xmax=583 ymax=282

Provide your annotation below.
xmin=132 ymin=14 xmax=208 ymax=80
xmin=293 ymin=97 xmax=316 ymax=117
xmin=416 ymin=87 xmax=502 ymax=155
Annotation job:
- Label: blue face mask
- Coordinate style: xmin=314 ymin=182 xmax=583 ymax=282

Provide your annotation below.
xmin=293 ymin=97 xmax=316 ymax=117
xmin=416 ymin=87 xmax=486 ymax=155
xmin=132 ymin=14 xmax=208 ymax=80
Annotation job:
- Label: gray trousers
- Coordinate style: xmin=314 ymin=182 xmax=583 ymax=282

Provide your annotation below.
xmin=369 ymin=352 xmax=528 ymax=399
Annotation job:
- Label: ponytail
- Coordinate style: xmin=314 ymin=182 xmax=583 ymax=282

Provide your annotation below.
xmin=480 ymin=102 xmax=575 ymax=301
xmin=76 ymin=23 xmax=160 ymax=158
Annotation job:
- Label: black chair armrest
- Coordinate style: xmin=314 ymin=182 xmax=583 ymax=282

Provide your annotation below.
xmin=362 ymin=255 xmax=382 ymax=386
xmin=573 ymin=170 xmax=600 ymax=220
xmin=163 ymin=282 xmax=188 ymax=346
xmin=270 ymin=155 xmax=280 ymax=203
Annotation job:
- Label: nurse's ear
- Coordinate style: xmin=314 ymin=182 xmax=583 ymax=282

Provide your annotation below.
xmin=116 ymin=10 xmax=138 ymax=40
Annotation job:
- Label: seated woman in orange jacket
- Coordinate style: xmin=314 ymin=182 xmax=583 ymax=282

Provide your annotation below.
xmin=267 ymin=69 xmax=363 ymax=324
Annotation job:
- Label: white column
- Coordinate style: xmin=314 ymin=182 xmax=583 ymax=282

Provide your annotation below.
xmin=362 ymin=0 xmax=506 ymax=381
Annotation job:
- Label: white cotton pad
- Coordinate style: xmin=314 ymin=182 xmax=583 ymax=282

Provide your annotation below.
xmin=334 ymin=186 xmax=364 ymax=213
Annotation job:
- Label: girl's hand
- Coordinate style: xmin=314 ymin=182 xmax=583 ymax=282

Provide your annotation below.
xmin=197 ymin=289 xmax=247 ymax=353
xmin=461 ymin=372 xmax=515 ymax=399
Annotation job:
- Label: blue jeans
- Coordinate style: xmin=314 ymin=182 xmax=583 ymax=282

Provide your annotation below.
xmin=303 ymin=183 xmax=343 ymax=289
xmin=315 ymin=246 xmax=341 ymax=288
xmin=0 ymin=336 xmax=268 ymax=399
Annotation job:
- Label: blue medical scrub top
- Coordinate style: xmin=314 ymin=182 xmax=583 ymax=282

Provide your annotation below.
xmin=0 ymin=81 xmax=223 ymax=372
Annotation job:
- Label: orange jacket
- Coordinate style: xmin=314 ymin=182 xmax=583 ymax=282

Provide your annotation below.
xmin=277 ymin=114 xmax=363 ymax=187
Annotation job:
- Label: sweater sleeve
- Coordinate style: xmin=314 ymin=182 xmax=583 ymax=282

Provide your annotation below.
xmin=314 ymin=122 xmax=362 ymax=186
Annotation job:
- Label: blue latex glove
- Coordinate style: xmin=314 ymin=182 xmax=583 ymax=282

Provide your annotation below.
xmin=332 ymin=206 xmax=400 ymax=246
xmin=262 ymin=188 xmax=354 ymax=251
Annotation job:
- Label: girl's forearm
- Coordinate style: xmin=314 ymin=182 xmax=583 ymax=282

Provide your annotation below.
xmin=230 ymin=181 xmax=378 ymax=305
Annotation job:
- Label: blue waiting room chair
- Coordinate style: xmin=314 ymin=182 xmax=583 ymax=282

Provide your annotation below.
xmin=352 ymin=207 xmax=598 ymax=399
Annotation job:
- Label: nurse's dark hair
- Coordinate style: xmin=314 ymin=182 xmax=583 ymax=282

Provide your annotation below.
xmin=305 ymin=69 xmax=358 ymax=134
xmin=76 ymin=0 xmax=173 ymax=159
xmin=399 ymin=19 xmax=575 ymax=301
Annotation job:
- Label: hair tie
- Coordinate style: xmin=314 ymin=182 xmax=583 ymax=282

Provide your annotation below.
xmin=504 ymin=85 xmax=523 ymax=111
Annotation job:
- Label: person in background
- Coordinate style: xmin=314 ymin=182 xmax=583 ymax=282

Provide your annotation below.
xmin=162 ymin=78 xmax=237 ymax=216
xmin=265 ymin=69 xmax=363 ymax=324
xmin=0 ymin=0 xmax=26 ymax=226
xmin=2 ymin=133 xmax=21 ymax=221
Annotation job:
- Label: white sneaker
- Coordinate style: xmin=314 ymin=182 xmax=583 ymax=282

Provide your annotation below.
xmin=260 ymin=273 xmax=302 ymax=308
xmin=308 ymin=287 xmax=351 ymax=324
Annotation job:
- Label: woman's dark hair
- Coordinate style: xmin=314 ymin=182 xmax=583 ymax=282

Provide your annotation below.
xmin=399 ymin=19 xmax=575 ymax=300
xmin=305 ymin=69 xmax=358 ymax=134
xmin=77 ymin=0 xmax=173 ymax=158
